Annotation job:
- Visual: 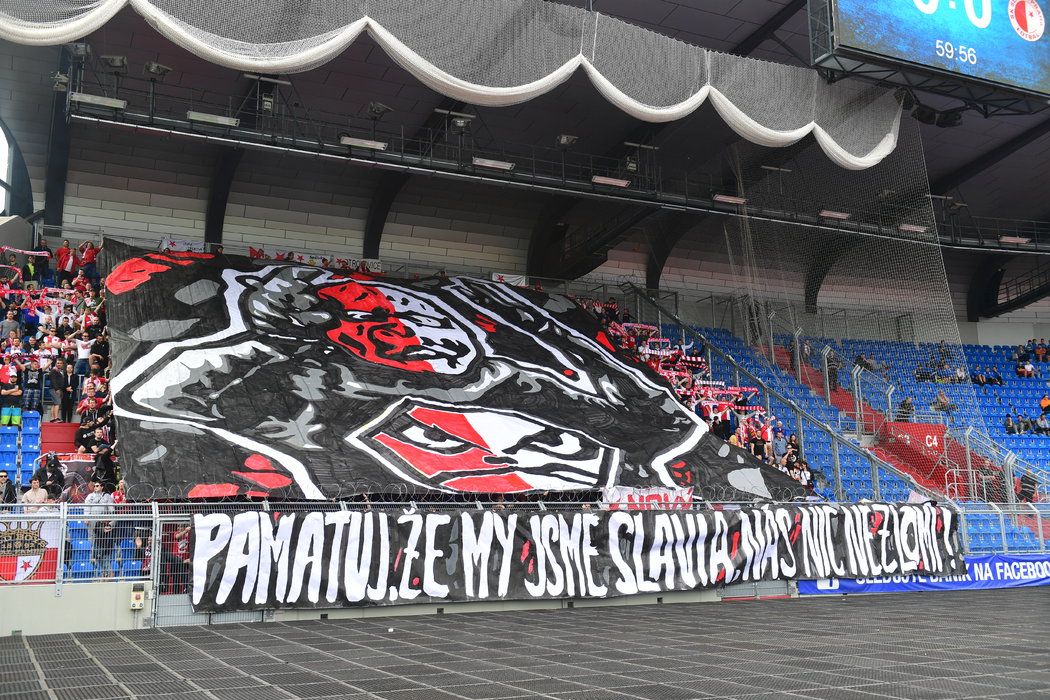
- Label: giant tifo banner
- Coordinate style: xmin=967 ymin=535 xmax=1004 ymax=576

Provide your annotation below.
xmin=104 ymin=241 xmax=804 ymax=501
xmin=191 ymin=503 xmax=962 ymax=612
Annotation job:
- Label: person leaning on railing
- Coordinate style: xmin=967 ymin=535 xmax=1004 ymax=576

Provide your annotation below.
xmin=930 ymin=390 xmax=956 ymax=422
xmin=897 ymin=396 xmax=914 ymax=422
xmin=21 ymin=477 xmax=48 ymax=513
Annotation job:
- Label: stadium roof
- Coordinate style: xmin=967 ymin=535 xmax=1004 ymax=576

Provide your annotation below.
xmin=549 ymin=0 xmax=1050 ymax=223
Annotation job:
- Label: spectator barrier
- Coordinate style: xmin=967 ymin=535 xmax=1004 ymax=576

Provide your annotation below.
xmin=621 ymin=282 xmax=944 ymax=506
xmin=797 ymin=553 xmax=1050 ymax=595
xmin=1 ymin=498 xmax=1041 ymax=629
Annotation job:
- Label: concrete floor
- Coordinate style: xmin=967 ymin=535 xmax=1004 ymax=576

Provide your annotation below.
xmin=2 ymin=588 xmax=1048 ymax=699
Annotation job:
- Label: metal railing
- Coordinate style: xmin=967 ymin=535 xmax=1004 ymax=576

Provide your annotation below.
xmin=621 ymin=282 xmax=946 ymax=506
xmin=4 ymin=499 xmax=1042 ymax=630
xmin=59 ymin=58 xmax=1050 ymax=254
xmin=950 ymin=426 xmax=1049 ymax=504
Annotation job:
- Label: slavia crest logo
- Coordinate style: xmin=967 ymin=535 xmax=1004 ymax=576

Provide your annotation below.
xmin=0 ymin=521 xmax=48 ymax=582
xmin=1010 ymin=0 xmax=1045 ymax=42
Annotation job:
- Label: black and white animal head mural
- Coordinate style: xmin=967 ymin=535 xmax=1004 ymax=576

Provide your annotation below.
xmin=105 ymin=242 xmax=804 ymax=501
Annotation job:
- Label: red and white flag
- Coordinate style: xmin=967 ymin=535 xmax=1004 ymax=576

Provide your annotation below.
xmin=0 ymin=518 xmax=60 ymax=583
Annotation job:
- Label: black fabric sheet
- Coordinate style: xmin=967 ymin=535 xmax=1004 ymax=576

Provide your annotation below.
xmin=105 ymin=241 xmax=804 ymax=500
xmin=191 ymin=503 xmax=963 ymax=611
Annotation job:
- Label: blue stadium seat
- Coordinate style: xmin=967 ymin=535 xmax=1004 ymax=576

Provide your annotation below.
xmin=69 ymin=538 xmax=92 ymax=564
xmin=68 ymin=561 xmax=95 ymax=579
xmin=121 ymin=560 xmax=143 ymax=578
xmin=20 ymin=412 xmax=40 ymax=432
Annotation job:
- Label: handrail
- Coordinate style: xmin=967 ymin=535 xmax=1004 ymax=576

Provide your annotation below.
xmin=950 ymin=425 xmax=1048 ymax=502
xmin=620 ymin=281 xmax=953 ymax=506
xmin=63 ymin=63 xmax=1050 ymax=256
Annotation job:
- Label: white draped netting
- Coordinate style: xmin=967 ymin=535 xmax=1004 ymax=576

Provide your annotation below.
xmin=0 ymin=0 xmax=902 ymax=170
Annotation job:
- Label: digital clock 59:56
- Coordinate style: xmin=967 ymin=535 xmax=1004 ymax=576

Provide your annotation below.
xmin=934 ymin=40 xmax=978 ymax=64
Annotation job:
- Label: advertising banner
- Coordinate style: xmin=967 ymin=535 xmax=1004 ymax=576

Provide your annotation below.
xmin=602 ymin=486 xmax=695 ymax=510
xmin=798 ymin=552 xmax=1050 ymax=595
xmin=191 ymin=502 xmax=962 ymax=612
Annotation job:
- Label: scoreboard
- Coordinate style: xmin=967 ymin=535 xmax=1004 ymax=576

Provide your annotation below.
xmin=812 ymin=0 xmax=1049 ymax=102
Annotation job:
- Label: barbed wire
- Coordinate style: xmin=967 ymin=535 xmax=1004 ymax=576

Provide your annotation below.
xmin=6 ymin=482 xmax=853 ymax=513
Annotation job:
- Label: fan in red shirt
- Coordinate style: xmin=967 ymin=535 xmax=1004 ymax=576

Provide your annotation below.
xmin=72 ymin=269 xmax=90 ymax=293
xmin=79 ymin=241 xmax=101 ymax=285
xmin=55 ymin=240 xmax=80 ymax=286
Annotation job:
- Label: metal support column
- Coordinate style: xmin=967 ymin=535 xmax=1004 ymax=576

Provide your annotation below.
xmin=148 ymin=501 xmax=161 ymax=628
xmin=830 ymin=439 xmax=844 ymax=501
xmin=1003 ymin=453 xmax=1018 ymax=505
xmin=54 ymin=503 xmax=68 ymax=597
xmin=821 ymin=347 xmax=832 ymax=404
xmin=851 ymin=365 xmax=863 ymax=440
xmin=792 ymin=328 xmax=803 ymax=383
xmin=868 ymin=454 xmax=882 ymax=500
xmin=795 ymin=413 xmax=806 ymax=457
xmin=767 ymin=310 xmax=776 ymax=365
xmin=958 ymin=510 xmax=972 ymax=554
xmin=964 ymin=427 xmax=975 ymax=499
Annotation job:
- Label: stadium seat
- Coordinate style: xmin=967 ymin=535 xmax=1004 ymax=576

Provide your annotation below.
xmin=21 ymin=412 xmax=41 ymax=432
xmin=69 ymin=538 xmax=93 ymax=564
xmin=0 ymin=430 xmax=16 ymax=451
xmin=121 ymin=560 xmax=143 ymax=578
xmin=68 ymin=561 xmax=96 ymax=579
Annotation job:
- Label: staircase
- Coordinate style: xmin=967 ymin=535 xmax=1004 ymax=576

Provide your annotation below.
xmin=42 ymin=422 xmax=79 ymax=455
xmin=769 ymin=346 xmax=883 ymax=433
xmin=873 ymin=422 xmax=959 ymax=496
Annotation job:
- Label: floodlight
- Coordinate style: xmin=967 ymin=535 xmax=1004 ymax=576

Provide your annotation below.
xmin=66 ymin=42 xmax=91 ymax=59
xmin=472 ymin=157 xmax=515 ymax=172
xmin=100 ymin=55 xmax=127 ymax=73
xmin=819 ymin=210 xmax=851 ymax=220
xmin=243 ymin=73 xmax=292 ymax=85
xmin=591 ymin=175 xmax=631 ymax=188
xmin=556 ymin=134 xmax=578 ymax=148
xmin=69 ymin=92 xmax=127 ymax=110
xmin=367 ymin=101 xmax=393 ymax=119
xmin=144 ymin=61 xmax=172 ymax=79
xmin=340 ymin=135 xmax=388 ymax=151
xmin=713 ymin=194 xmax=747 ymax=205
xmin=51 ymin=72 xmax=69 ymax=92
xmin=434 ymin=108 xmax=475 ymax=119
xmin=187 ymin=111 xmax=239 ymax=127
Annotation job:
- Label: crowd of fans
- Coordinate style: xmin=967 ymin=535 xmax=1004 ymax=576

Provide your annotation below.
xmin=580 ymin=297 xmax=815 ymax=492
xmin=913 ymin=340 xmax=972 ymax=384
xmin=1013 ymin=340 xmax=1047 ymax=378
xmin=0 ymin=238 xmax=120 ymax=512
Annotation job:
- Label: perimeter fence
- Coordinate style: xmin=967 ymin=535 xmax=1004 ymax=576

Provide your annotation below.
xmin=1 ymin=499 xmax=1045 ymax=628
